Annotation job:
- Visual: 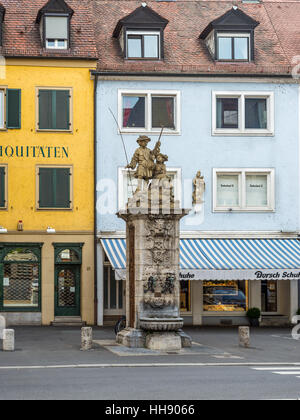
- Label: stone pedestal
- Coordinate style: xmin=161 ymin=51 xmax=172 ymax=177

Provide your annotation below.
xmin=146 ymin=332 xmax=181 ymax=351
xmin=239 ymin=326 xmax=250 ymax=348
xmin=3 ymin=329 xmax=15 ymax=352
xmin=117 ymin=189 xmax=191 ymax=351
xmin=81 ymin=327 xmax=93 ymax=351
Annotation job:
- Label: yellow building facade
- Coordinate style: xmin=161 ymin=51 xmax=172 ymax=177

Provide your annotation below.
xmin=0 ymin=58 xmax=97 ymax=326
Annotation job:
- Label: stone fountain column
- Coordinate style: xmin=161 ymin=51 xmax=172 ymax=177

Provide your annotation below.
xmin=116 ymin=188 xmax=191 ymax=351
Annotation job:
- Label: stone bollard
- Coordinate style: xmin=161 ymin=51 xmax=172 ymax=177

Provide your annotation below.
xmin=3 ymin=329 xmax=15 ymax=352
xmin=239 ymin=326 xmax=250 ymax=348
xmin=81 ymin=327 xmax=93 ymax=351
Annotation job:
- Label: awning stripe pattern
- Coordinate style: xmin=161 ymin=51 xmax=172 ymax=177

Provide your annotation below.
xmin=101 ymin=238 xmax=300 ymax=271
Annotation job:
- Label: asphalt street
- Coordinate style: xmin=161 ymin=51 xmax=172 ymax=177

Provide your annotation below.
xmin=1 ymin=326 xmax=300 ymax=400
xmin=1 ymin=365 xmax=300 ymax=400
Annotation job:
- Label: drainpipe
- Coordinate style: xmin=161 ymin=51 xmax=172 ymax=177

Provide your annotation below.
xmin=94 ymin=73 xmax=98 ymax=326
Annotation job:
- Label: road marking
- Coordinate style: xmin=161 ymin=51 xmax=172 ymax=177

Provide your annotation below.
xmin=252 ymin=366 xmax=300 ymax=380
xmin=0 ymin=362 xmax=300 ymax=370
xmin=273 ymin=372 xmax=300 ymax=375
xmin=253 ymin=367 xmax=300 ymax=371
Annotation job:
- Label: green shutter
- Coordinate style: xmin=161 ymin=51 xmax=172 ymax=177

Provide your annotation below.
xmin=55 ymin=168 xmax=70 ymax=208
xmin=39 ymin=90 xmax=69 ymax=130
xmin=39 ymin=90 xmax=53 ymax=130
xmin=0 ymin=167 xmax=5 ymax=208
xmin=39 ymin=168 xmax=70 ymax=208
xmin=7 ymin=89 xmax=21 ymax=129
xmin=56 ymin=90 xmax=69 ymax=130
xmin=39 ymin=168 xmax=55 ymax=208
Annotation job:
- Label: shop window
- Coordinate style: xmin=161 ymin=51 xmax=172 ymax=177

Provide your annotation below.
xmin=213 ymin=92 xmax=274 ymax=135
xmin=203 ymin=280 xmax=248 ymax=312
xmin=0 ymin=88 xmax=21 ymax=130
xmin=118 ymin=167 xmax=182 ymax=210
xmin=180 ymin=280 xmax=191 ymax=312
xmin=37 ymin=166 xmax=72 ymax=210
xmin=37 ymin=88 xmax=72 ymax=131
xmin=261 ymin=280 xmax=277 ymax=313
xmin=1 ymin=246 xmax=41 ymax=311
xmin=119 ymin=90 xmax=180 ymax=134
xmin=213 ymin=168 xmax=275 ymax=212
xmin=57 ymin=249 xmax=80 ymax=263
xmin=104 ymin=264 xmax=124 ymax=312
xmin=0 ymin=165 xmax=7 ymax=209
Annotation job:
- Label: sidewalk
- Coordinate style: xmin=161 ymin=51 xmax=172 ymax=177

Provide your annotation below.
xmin=0 ymin=326 xmax=299 ymax=367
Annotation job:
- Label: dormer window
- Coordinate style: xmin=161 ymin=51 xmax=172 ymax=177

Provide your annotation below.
xmin=217 ymin=33 xmax=250 ymax=61
xmin=127 ymin=31 xmax=160 ymax=59
xmin=200 ymin=8 xmax=259 ymax=63
xmin=45 ymin=16 xmax=68 ymax=49
xmin=0 ymin=3 xmax=5 ymax=47
xmin=36 ymin=0 xmax=74 ymax=50
xmin=113 ymin=5 xmax=168 ymax=61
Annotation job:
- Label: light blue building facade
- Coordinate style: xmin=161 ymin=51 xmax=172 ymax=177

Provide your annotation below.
xmin=95 ymin=75 xmax=300 ymax=327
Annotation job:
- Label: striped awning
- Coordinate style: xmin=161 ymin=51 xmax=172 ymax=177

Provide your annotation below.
xmin=101 ymin=238 xmax=300 ymax=281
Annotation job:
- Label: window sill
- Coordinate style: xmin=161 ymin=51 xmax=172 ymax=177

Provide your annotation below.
xmin=213 ymin=208 xmax=275 ymax=213
xmin=212 ymin=129 xmax=274 ymax=137
xmin=36 ymin=208 xmax=73 ymax=211
xmin=120 ymin=129 xmax=180 ymax=135
xmin=36 ymin=129 xmax=73 ymax=133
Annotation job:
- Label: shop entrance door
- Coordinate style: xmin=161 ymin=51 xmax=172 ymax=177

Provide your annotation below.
xmin=261 ymin=280 xmax=278 ymax=313
xmin=55 ymin=266 xmax=80 ymax=317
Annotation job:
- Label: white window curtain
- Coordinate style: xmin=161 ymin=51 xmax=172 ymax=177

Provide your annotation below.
xmin=246 ymin=174 xmax=268 ymax=207
xmin=217 ymin=174 xmax=239 ymax=207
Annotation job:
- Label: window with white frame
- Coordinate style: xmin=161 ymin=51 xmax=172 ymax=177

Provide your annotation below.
xmin=44 ymin=16 xmax=68 ymax=50
xmin=126 ymin=31 xmax=160 ymax=59
xmin=118 ymin=167 xmax=182 ymax=210
xmin=212 ymin=92 xmax=274 ymax=135
xmin=119 ymin=90 xmax=180 ymax=134
xmin=213 ymin=169 xmax=275 ymax=212
xmin=217 ymin=33 xmax=250 ymax=61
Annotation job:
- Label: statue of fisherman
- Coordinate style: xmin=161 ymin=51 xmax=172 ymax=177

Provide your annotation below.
xmin=126 ymin=135 xmax=161 ymax=192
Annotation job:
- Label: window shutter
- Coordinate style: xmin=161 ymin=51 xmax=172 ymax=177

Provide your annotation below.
xmin=7 ymin=89 xmax=21 ymax=129
xmin=39 ymin=90 xmax=53 ymax=130
xmin=56 ymin=90 xmax=70 ymax=130
xmin=55 ymin=168 xmax=71 ymax=208
xmin=0 ymin=167 xmax=5 ymax=207
xmin=38 ymin=90 xmax=70 ymax=130
xmin=39 ymin=168 xmax=54 ymax=208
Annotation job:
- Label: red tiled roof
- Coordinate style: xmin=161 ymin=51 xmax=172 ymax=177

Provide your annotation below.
xmin=91 ymin=0 xmax=299 ymax=75
xmin=1 ymin=0 xmax=97 ymax=59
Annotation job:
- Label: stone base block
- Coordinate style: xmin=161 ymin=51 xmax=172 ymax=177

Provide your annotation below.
xmin=145 ymin=332 xmax=182 ymax=351
xmin=178 ymin=329 xmax=192 ymax=348
xmin=116 ymin=328 xmax=145 ymax=348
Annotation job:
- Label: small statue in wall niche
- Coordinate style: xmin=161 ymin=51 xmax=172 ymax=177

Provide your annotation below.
xmin=192 ymin=171 xmax=205 ymax=206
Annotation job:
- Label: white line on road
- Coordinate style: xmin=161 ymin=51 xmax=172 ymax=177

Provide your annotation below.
xmin=253 ymin=367 xmax=300 ymax=371
xmin=0 ymin=362 xmax=300 ymax=370
xmin=273 ymin=372 xmax=300 ymax=375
